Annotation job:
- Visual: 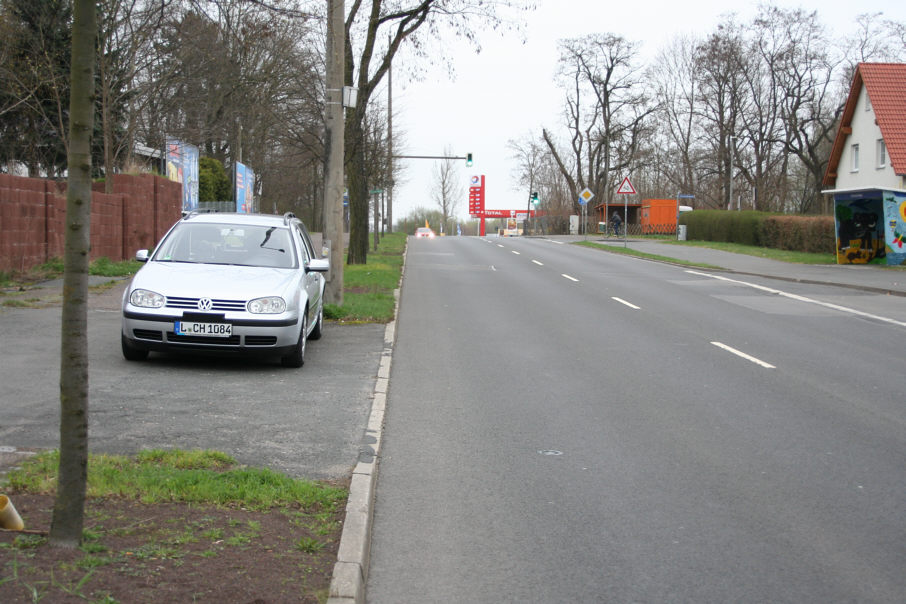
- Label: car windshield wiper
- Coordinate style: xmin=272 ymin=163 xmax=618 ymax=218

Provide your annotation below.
xmin=259 ymin=227 xmax=285 ymax=253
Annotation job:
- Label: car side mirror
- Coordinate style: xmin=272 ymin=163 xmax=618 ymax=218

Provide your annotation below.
xmin=306 ymin=258 xmax=329 ymax=273
xmin=135 ymin=249 xmax=149 ymax=263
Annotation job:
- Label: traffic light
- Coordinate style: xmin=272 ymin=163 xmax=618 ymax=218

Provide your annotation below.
xmin=531 ymin=191 xmax=539 ymax=205
xmin=466 ymin=152 xmax=473 ymax=167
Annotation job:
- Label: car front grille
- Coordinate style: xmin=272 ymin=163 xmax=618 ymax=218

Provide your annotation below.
xmin=166 ymin=296 xmax=247 ymax=312
xmin=167 ymin=332 xmax=241 ymax=345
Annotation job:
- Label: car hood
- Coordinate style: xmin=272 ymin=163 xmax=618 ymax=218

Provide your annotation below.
xmin=129 ymin=262 xmax=301 ymax=301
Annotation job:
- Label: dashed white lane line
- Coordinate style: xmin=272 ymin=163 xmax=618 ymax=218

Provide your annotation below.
xmin=612 ymin=297 xmax=640 ymax=310
xmin=497 ymin=244 xmax=505 ymax=248
xmin=512 ymin=250 xmax=521 ymax=255
xmin=562 ymin=274 xmax=579 ymax=282
xmin=532 ymin=260 xmax=544 ymax=266
xmin=711 ymin=341 xmax=776 ymax=369
xmin=686 ymin=270 xmax=906 ymax=329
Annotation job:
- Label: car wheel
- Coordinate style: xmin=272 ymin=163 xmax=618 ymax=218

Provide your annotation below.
xmin=281 ymin=313 xmax=307 ymax=368
xmin=309 ymin=305 xmax=323 ymax=341
xmin=121 ymin=333 xmax=149 ymax=361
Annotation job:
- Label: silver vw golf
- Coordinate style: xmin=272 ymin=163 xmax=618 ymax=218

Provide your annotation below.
xmin=121 ymin=211 xmax=328 ymax=367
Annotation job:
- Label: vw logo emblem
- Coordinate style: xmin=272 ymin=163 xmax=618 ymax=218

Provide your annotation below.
xmin=197 ymin=298 xmax=213 ymax=311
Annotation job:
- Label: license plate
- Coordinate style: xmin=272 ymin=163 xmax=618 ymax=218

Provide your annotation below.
xmin=175 ymin=321 xmax=232 ymax=338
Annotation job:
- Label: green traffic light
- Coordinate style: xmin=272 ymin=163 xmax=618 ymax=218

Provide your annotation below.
xmin=466 ymin=152 xmax=473 ymax=167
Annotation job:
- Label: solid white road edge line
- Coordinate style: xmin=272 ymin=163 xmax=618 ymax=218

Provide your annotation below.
xmin=612 ymin=297 xmax=640 ymax=310
xmin=711 ymin=341 xmax=776 ymax=369
xmin=686 ymin=270 xmax=906 ymax=329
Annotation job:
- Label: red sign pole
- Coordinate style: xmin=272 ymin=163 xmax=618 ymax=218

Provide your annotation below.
xmin=468 ymin=175 xmax=486 ymax=236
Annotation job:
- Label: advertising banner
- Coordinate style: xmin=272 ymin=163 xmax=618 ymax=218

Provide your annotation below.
xmin=166 ymin=140 xmax=199 ymax=212
xmin=235 ymin=162 xmax=255 ymax=213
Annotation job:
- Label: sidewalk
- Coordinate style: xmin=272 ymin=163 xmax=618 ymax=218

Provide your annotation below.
xmin=565 ymin=236 xmax=906 ymax=297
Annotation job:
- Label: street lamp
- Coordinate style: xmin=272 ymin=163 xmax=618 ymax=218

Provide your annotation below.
xmin=728 ymin=135 xmax=737 ymax=211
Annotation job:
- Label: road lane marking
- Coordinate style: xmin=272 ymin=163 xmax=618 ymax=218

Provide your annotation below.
xmin=512 ymin=250 xmax=521 ymax=255
xmin=686 ymin=270 xmax=906 ymax=329
xmin=612 ymin=297 xmax=640 ymax=309
xmin=544 ymin=239 xmax=565 ymax=245
xmin=497 ymin=244 xmax=505 ymax=248
xmin=711 ymin=341 xmax=776 ymax=369
xmin=532 ymin=260 xmax=544 ymax=266
xmin=562 ymin=274 xmax=579 ymax=282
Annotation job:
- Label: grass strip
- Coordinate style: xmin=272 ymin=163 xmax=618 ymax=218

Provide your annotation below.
xmin=576 ymin=240 xmax=723 ymax=269
xmin=325 ymin=232 xmax=406 ymax=323
xmin=6 ymin=449 xmax=346 ymax=512
xmin=659 ymin=239 xmax=837 ymax=264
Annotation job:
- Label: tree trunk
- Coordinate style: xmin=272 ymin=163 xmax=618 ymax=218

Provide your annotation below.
xmin=346 ymin=117 xmax=369 ymax=264
xmin=50 ymin=0 xmax=96 ymax=548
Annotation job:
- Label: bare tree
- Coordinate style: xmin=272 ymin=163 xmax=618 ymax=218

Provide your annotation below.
xmin=96 ymin=0 xmax=174 ymax=191
xmin=649 ymin=34 xmax=701 ymax=199
xmin=50 ymin=0 xmax=96 ymax=548
xmin=342 ymin=0 xmax=533 ymax=264
xmin=431 ymin=146 xmax=462 ymax=234
xmin=543 ymin=33 xmax=654 ymax=223
xmin=758 ymin=6 xmax=842 ymax=213
xmin=693 ymin=18 xmax=747 ymax=209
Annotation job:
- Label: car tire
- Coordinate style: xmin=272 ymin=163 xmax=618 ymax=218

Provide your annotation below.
xmin=121 ymin=333 xmax=149 ymax=361
xmin=281 ymin=313 xmax=307 ymax=368
xmin=309 ymin=305 xmax=323 ymax=341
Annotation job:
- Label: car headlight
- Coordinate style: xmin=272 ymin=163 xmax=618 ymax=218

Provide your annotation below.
xmin=129 ymin=289 xmax=164 ymax=308
xmin=248 ymin=296 xmax=286 ymax=314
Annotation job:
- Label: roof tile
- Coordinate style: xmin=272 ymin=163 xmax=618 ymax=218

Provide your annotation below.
xmin=823 ymin=63 xmax=906 ymax=187
xmin=861 ymin=63 xmax=906 ymax=176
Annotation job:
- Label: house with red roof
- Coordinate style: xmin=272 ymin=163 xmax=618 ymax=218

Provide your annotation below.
xmin=822 ymin=62 xmax=906 ymax=266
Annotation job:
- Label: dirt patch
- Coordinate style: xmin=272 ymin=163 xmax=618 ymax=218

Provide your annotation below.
xmin=1 ymin=277 xmax=127 ymax=311
xmin=0 ymin=491 xmax=343 ymax=603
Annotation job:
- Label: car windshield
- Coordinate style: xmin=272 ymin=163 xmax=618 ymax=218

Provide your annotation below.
xmin=152 ymin=222 xmax=297 ymax=269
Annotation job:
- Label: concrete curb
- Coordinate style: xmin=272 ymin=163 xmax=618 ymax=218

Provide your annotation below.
xmin=327 ymin=241 xmax=406 ymax=604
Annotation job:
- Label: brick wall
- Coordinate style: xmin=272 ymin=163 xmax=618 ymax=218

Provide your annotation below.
xmin=0 ymin=173 xmax=182 ymax=273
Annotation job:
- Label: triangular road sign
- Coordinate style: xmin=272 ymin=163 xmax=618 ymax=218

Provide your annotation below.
xmin=617 ymin=177 xmax=636 ymax=195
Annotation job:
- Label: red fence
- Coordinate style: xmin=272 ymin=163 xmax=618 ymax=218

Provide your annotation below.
xmin=0 ymin=173 xmax=181 ymax=273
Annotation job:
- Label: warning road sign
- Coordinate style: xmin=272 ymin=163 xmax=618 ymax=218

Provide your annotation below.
xmin=617 ymin=177 xmax=636 ymax=195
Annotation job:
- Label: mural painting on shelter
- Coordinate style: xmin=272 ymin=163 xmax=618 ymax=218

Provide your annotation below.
xmin=835 ymin=196 xmax=884 ymax=264
xmin=883 ymin=191 xmax=906 ymax=266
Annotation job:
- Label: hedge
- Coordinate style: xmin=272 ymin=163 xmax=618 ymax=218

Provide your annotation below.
xmin=681 ymin=210 xmax=835 ymax=253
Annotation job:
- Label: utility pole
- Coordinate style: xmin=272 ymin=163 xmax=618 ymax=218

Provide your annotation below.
xmin=323 ymin=0 xmax=344 ymax=305
xmin=728 ymin=135 xmax=736 ymax=211
xmin=387 ymin=42 xmax=393 ymax=233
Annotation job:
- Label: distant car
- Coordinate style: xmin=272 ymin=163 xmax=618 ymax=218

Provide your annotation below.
xmin=121 ymin=211 xmax=328 ymax=368
xmin=415 ymin=227 xmax=435 ymax=238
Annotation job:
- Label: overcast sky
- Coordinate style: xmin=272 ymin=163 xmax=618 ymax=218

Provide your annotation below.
xmin=382 ymin=0 xmax=905 ymax=227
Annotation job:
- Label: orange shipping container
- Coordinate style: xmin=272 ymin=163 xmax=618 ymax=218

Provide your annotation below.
xmin=640 ymin=199 xmax=679 ymax=234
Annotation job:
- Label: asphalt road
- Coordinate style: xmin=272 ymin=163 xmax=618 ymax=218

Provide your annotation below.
xmin=366 ymin=236 xmax=906 ymax=603
xmin=0 ymin=280 xmax=384 ymax=481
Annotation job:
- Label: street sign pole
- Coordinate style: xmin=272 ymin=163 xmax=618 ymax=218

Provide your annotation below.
xmin=616 ymin=177 xmax=636 ymax=248
xmin=577 ymin=187 xmax=595 ymax=240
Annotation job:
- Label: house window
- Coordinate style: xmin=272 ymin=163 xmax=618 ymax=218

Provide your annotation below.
xmin=851 ymin=144 xmax=860 ymax=172
xmin=877 ymin=139 xmax=887 ymax=168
